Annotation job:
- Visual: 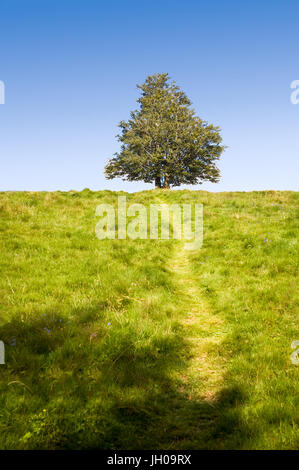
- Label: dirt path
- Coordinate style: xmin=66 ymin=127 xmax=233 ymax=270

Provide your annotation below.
xmin=169 ymin=244 xmax=226 ymax=404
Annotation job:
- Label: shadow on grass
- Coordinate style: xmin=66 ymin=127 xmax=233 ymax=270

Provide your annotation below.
xmin=0 ymin=307 xmax=253 ymax=450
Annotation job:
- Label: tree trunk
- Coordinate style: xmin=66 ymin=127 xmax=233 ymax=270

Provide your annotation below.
xmin=163 ymin=173 xmax=170 ymax=189
xmin=155 ymin=175 xmax=170 ymax=188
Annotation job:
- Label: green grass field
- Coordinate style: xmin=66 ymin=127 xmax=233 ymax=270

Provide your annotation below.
xmin=0 ymin=189 xmax=298 ymax=449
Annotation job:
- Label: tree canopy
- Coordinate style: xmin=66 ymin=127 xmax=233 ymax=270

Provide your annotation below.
xmin=105 ymin=73 xmax=225 ymax=188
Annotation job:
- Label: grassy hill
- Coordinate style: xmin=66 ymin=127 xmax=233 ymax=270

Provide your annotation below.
xmin=0 ymin=189 xmax=298 ymax=449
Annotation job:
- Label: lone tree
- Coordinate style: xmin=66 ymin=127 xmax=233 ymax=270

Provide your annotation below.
xmin=105 ymin=73 xmax=224 ymax=188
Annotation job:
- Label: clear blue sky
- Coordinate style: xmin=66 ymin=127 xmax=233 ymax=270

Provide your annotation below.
xmin=0 ymin=0 xmax=298 ymax=192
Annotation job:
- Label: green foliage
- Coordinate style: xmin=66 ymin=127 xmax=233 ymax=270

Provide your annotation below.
xmin=105 ymin=73 xmax=224 ymax=188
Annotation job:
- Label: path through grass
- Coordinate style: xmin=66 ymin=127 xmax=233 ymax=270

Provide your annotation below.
xmin=169 ymin=245 xmax=225 ymax=408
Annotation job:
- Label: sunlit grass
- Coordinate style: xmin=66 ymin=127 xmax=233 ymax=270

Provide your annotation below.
xmin=0 ymin=189 xmax=298 ymax=449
